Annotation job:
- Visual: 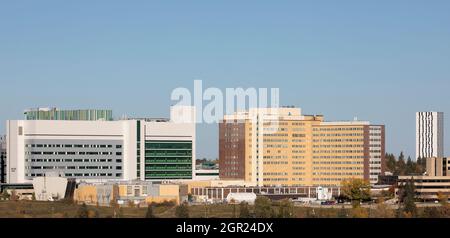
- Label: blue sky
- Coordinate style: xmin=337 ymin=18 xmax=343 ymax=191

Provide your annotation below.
xmin=1 ymin=0 xmax=450 ymax=159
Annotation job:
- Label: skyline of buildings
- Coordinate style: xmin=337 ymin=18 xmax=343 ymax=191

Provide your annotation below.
xmin=416 ymin=112 xmax=444 ymax=159
xmin=0 ymin=105 xmax=447 ymax=191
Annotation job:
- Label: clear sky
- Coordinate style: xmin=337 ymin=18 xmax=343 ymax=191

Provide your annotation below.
xmin=1 ymin=0 xmax=450 ymax=159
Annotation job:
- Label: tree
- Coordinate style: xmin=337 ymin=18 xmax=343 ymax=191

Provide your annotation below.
xmin=77 ymin=203 xmax=89 ymax=218
xmin=175 ymin=203 xmax=190 ymax=218
xmin=341 ymin=179 xmax=371 ymax=207
xmin=406 ymin=156 xmax=415 ymax=175
xmin=416 ymin=157 xmax=426 ymax=174
xmin=396 ymin=152 xmax=406 ymax=175
xmin=1 ymin=189 xmax=10 ymax=200
xmin=239 ymin=202 xmax=251 ymax=218
xmin=398 ymin=178 xmax=417 ymax=217
xmin=277 ymin=199 xmax=294 ymax=218
xmin=254 ymin=196 xmax=273 ymax=218
xmin=145 ymin=205 xmax=155 ymax=218
xmin=385 ymin=153 xmax=396 ymax=174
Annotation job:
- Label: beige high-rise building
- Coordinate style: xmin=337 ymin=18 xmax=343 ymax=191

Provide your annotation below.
xmin=219 ymin=107 xmax=385 ymax=187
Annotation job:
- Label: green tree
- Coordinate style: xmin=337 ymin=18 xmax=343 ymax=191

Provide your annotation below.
xmin=145 ymin=205 xmax=155 ymax=218
xmin=398 ymin=178 xmax=417 ymax=217
xmin=254 ymin=196 xmax=273 ymax=218
xmin=396 ymin=152 xmax=406 ymax=175
xmin=385 ymin=153 xmax=396 ymax=173
xmin=77 ymin=203 xmax=89 ymax=218
xmin=416 ymin=157 xmax=426 ymax=174
xmin=341 ymin=178 xmax=371 ymax=207
xmin=239 ymin=202 xmax=251 ymax=218
xmin=1 ymin=190 xmax=10 ymax=200
xmin=406 ymin=156 xmax=415 ymax=175
xmin=175 ymin=203 xmax=190 ymax=218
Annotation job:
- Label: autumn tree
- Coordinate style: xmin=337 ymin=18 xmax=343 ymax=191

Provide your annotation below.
xmin=341 ymin=178 xmax=371 ymax=207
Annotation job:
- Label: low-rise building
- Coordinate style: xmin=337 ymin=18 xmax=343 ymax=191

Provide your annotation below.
xmin=190 ymin=185 xmax=341 ymax=203
xmin=397 ymin=176 xmax=450 ymax=201
xmin=74 ymin=181 xmax=188 ymax=206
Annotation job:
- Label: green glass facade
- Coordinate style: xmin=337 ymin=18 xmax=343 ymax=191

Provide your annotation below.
xmin=144 ymin=141 xmax=192 ymax=180
xmin=24 ymin=108 xmax=113 ymax=121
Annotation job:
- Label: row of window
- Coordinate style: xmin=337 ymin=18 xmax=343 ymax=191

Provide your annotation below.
xmin=312 ymin=173 xmax=363 ymax=177
xmin=26 ymin=144 xmax=122 ymax=149
xmin=26 ymin=158 xmax=122 ymax=163
xmin=27 ymin=165 xmax=121 ymax=170
xmin=313 ymin=128 xmax=364 ymax=132
xmin=313 ymin=156 xmax=364 ymax=159
xmin=313 ymin=161 xmax=363 ymax=165
xmin=26 ymin=151 xmax=122 ymax=156
xmin=26 ymin=173 xmax=121 ymax=177
xmin=313 ymin=133 xmax=364 ymax=137
xmin=313 ymin=167 xmax=363 ymax=171
xmin=313 ymin=150 xmax=364 ymax=154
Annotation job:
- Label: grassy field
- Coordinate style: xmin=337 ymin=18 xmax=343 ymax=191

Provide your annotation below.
xmin=0 ymin=200 xmax=345 ymax=218
xmin=0 ymin=200 xmax=448 ymax=218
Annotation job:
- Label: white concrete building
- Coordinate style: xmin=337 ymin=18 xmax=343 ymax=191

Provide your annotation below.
xmin=6 ymin=106 xmax=196 ymax=184
xmin=416 ymin=112 xmax=444 ymax=159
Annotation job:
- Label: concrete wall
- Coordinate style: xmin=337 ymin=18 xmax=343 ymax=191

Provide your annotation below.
xmin=32 ymin=176 xmax=68 ymax=201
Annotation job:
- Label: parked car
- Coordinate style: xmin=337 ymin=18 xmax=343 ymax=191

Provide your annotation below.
xmin=320 ymin=200 xmax=336 ymax=205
